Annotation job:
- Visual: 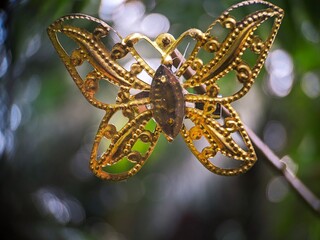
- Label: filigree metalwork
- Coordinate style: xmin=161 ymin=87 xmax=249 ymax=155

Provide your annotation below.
xmin=47 ymin=1 xmax=284 ymax=180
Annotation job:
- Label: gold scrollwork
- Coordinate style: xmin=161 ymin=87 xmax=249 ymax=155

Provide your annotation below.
xmin=47 ymin=1 xmax=284 ymax=180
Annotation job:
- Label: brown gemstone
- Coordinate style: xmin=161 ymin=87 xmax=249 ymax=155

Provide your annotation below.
xmin=150 ymin=65 xmax=185 ymax=141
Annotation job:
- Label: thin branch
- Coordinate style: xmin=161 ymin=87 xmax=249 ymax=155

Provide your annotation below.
xmin=171 ymin=49 xmax=320 ymax=216
xmin=246 ymin=126 xmax=320 ymax=216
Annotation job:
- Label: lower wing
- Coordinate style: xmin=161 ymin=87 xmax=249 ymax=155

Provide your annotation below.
xmin=181 ymin=103 xmax=256 ymax=176
xmin=90 ymin=109 xmax=160 ymax=181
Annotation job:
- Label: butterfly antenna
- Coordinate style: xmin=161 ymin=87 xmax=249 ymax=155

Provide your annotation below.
xmin=175 ymin=42 xmax=190 ymax=70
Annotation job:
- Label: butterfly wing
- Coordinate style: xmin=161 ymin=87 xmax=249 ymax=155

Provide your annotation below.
xmin=177 ymin=1 xmax=283 ymax=175
xmin=47 ymin=14 xmax=151 ymax=110
xmin=178 ymin=0 xmax=284 ymax=103
xmin=47 ymin=14 xmax=163 ymax=180
xmin=48 ymin=1 xmax=284 ymax=179
xmin=89 ymin=108 xmax=160 ymax=181
xmin=182 ymin=103 xmax=256 ymax=176
xmin=121 ymin=1 xmax=283 ymax=103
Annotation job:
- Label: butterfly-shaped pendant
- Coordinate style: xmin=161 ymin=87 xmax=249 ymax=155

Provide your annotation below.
xmin=47 ymin=0 xmax=283 ymax=181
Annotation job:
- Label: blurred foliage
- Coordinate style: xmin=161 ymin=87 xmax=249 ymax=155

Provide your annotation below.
xmin=1 ymin=0 xmax=320 ymax=240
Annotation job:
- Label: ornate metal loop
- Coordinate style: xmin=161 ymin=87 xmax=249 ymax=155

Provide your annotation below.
xmin=222 ymin=16 xmax=237 ymax=29
xmin=251 ymin=35 xmax=265 ymax=54
xmin=111 ymin=43 xmax=129 ymax=60
xmin=236 ymin=63 xmax=252 ymax=83
xmin=103 ymin=124 xmax=117 ymax=139
xmin=204 ymin=38 xmax=220 ymax=52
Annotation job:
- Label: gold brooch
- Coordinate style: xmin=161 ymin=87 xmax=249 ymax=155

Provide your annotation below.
xmin=47 ymin=0 xmax=284 ymax=180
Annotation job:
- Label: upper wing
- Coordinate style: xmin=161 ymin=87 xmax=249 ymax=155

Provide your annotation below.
xmin=177 ymin=0 xmax=283 ymax=103
xmin=47 ymin=14 xmax=151 ymax=110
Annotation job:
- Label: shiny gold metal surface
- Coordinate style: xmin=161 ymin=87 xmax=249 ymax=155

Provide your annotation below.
xmin=47 ymin=1 xmax=283 ymax=180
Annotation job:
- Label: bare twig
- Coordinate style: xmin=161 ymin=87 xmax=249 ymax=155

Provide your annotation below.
xmin=171 ymin=49 xmax=320 ymax=216
xmin=246 ymin=127 xmax=320 ymax=216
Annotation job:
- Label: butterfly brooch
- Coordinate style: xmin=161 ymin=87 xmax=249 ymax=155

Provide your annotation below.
xmin=47 ymin=0 xmax=283 ymax=181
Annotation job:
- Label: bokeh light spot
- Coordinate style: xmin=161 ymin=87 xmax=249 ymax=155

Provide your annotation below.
xmin=10 ymin=104 xmax=21 ymax=131
xmin=267 ymin=176 xmax=289 ymax=203
xmin=34 ymin=188 xmax=85 ymax=225
xmin=263 ymin=121 xmax=287 ymax=152
xmin=0 ymin=11 xmax=7 ymax=45
xmin=0 ymin=50 xmax=9 ymax=78
xmin=0 ymin=131 xmax=5 ymax=156
xmin=301 ymin=72 xmax=320 ymax=98
xmin=113 ymin=1 xmax=145 ymax=31
xmin=35 ymin=189 xmax=71 ymax=224
xmin=25 ymin=34 xmax=41 ymax=58
xmin=99 ymin=0 xmax=125 ymax=21
xmin=301 ymin=21 xmax=319 ymax=43
xmin=265 ymin=49 xmax=294 ymax=97
xmin=215 ymin=219 xmax=246 ymax=240
xmin=22 ymin=75 xmax=41 ymax=103
xmin=141 ymin=13 xmax=170 ymax=38
xmin=5 ymin=130 xmax=14 ymax=155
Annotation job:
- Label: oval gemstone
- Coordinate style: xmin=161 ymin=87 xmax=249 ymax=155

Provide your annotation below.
xmin=150 ymin=65 xmax=185 ymax=141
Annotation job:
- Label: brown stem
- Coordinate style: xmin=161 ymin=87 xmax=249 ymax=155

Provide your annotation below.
xmin=245 ymin=126 xmax=320 ymax=216
xmin=171 ymin=49 xmax=320 ymax=216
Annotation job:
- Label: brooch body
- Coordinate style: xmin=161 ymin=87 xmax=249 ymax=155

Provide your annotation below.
xmin=47 ymin=1 xmax=283 ymax=180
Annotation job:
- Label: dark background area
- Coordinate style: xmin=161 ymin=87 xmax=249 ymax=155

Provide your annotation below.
xmin=1 ymin=0 xmax=319 ymax=239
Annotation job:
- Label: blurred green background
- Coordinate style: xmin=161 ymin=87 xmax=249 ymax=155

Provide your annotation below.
xmin=1 ymin=0 xmax=319 ymax=239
